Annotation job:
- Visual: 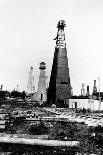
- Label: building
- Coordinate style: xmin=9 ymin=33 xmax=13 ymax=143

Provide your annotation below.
xmin=69 ymin=98 xmax=103 ymax=111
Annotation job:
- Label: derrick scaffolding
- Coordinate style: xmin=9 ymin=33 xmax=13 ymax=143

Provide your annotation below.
xmin=27 ymin=66 xmax=35 ymax=94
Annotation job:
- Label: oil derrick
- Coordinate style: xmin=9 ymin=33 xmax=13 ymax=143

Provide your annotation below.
xmin=37 ymin=62 xmax=47 ymax=103
xmin=16 ymin=84 xmax=19 ymax=92
xmin=0 ymin=84 xmax=3 ymax=91
xmin=27 ymin=66 xmax=35 ymax=94
xmin=86 ymin=85 xmax=90 ymax=97
xmin=47 ymin=20 xmax=71 ymax=107
xmin=81 ymin=83 xmax=85 ymax=96
xmin=93 ymin=80 xmax=97 ymax=94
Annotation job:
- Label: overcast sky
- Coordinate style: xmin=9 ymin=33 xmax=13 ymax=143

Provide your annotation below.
xmin=0 ymin=0 xmax=103 ymax=95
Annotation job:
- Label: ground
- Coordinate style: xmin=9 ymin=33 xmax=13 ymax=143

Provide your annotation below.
xmin=2 ymin=106 xmax=103 ymax=154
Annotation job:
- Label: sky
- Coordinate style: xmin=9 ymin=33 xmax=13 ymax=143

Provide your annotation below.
xmin=0 ymin=0 xmax=103 ymax=95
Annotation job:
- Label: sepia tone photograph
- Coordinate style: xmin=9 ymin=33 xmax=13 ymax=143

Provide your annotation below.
xmin=0 ymin=0 xmax=103 ymax=154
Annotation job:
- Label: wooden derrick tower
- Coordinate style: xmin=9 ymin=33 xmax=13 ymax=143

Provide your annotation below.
xmin=27 ymin=66 xmax=35 ymax=94
xmin=37 ymin=62 xmax=47 ymax=103
xmin=47 ymin=20 xmax=71 ymax=107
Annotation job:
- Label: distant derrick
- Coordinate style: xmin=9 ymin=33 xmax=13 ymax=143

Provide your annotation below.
xmin=27 ymin=66 xmax=35 ymax=94
xmin=0 ymin=84 xmax=3 ymax=91
xmin=47 ymin=20 xmax=71 ymax=107
xmin=86 ymin=85 xmax=90 ymax=97
xmin=81 ymin=83 xmax=85 ymax=96
xmin=16 ymin=84 xmax=19 ymax=92
xmin=93 ymin=80 xmax=97 ymax=94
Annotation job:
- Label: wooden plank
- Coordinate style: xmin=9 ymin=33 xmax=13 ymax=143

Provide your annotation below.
xmin=0 ymin=134 xmax=79 ymax=147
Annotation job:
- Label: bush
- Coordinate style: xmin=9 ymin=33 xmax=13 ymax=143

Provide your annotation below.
xmin=28 ymin=121 xmax=49 ymax=135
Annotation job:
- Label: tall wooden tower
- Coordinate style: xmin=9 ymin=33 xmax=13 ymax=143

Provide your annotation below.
xmin=37 ymin=62 xmax=47 ymax=103
xmin=27 ymin=66 xmax=35 ymax=94
xmin=47 ymin=20 xmax=71 ymax=107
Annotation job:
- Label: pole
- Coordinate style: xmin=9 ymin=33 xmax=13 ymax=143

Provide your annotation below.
xmin=98 ymin=77 xmax=101 ymax=110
